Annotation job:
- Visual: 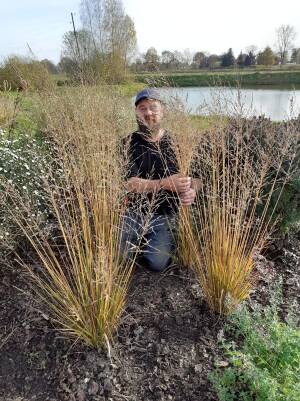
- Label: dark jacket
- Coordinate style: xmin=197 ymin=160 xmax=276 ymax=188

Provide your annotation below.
xmin=122 ymin=130 xmax=180 ymax=215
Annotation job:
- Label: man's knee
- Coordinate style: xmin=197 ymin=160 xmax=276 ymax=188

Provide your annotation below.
xmin=142 ymin=251 xmax=172 ymax=272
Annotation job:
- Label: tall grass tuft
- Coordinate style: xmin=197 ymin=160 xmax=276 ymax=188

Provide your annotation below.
xmin=11 ymin=85 xmax=137 ymax=347
xmin=189 ymin=116 xmax=298 ymax=314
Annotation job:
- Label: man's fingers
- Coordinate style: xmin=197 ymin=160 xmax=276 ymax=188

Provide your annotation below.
xmin=178 ymin=184 xmax=190 ymax=193
xmin=167 ymin=175 xmax=192 ymax=193
xmin=180 ymin=197 xmax=194 ymax=203
xmin=180 ymin=188 xmax=195 ymax=197
xmin=178 ymin=178 xmax=192 ymax=192
xmin=179 ymin=188 xmax=196 ymax=205
xmin=178 ymin=177 xmax=191 ymax=185
xmin=180 ymin=199 xmax=193 ymax=206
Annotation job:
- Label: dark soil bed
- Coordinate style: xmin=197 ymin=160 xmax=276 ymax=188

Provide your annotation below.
xmin=0 ymin=234 xmax=299 ymax=401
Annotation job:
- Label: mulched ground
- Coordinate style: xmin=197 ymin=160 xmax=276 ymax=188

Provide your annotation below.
xmin=0 ymin=233 xmax=299 ymax=401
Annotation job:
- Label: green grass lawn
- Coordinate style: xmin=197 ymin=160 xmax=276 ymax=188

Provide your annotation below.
xmin=114 ymin=81 xmax=144 ymax=97
xmin=135 ymin=69 xmax=300 ymax=87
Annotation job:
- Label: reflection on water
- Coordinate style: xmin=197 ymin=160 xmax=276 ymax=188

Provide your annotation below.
xmin=159 ymin=87 xmax=300 ymax=121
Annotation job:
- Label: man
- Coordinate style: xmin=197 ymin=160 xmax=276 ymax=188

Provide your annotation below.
xmin=121 ymin=88 xmax=196 ymax=272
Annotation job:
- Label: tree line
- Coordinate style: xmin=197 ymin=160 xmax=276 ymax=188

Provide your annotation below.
xmin=34 ymin=41 xmax=300 ymax=78
xmin=1 ymin=0 xmax=299 ymax=87
xmin=56 ymin=22 xmax=300 ymax=78
xmin=132 ymin=25 xmax=299 ymax=72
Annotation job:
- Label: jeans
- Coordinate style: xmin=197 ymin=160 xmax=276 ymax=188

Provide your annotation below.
xmin=120 ymin=212 xmax=175 ymax=272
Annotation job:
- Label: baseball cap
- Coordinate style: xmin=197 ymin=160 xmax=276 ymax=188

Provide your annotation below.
xmin=135 ymin=88 xmax=162 ymax=106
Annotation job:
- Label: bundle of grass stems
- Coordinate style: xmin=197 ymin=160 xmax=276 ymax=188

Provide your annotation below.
xmin=163 ymin=98 xmax=199 ymax=267
xmin=11 ymin=85 xmax=137 ymax=348
xmin=186 ymin=116 xmax=298 ymax=315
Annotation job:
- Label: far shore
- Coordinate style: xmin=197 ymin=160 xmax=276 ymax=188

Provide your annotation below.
xmin=135 ymin=68 xmax=300 ymax=88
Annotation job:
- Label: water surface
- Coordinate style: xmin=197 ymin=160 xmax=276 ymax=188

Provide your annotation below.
xmin=158 ymin=87 xmax=300 ymax=121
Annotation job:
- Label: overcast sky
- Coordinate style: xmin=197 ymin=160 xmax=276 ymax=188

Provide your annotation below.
xmin=1 ymin=0 xmax=299 ymax=63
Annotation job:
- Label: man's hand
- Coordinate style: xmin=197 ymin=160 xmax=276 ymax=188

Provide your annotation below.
xmin=161 ymin=174 xmax=191 ymax=193
xmin=179 ymin=188 xmax=196 ymax=206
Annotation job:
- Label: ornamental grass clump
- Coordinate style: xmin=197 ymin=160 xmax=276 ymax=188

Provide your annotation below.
xmin=188 ymin=115 xmax=298 ymax=315
xmin=12 ymin=85 xmax=137 ymax=348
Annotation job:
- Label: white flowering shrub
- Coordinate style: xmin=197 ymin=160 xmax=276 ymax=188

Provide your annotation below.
xmin=0 ymin=127 xmax=51 ymax=256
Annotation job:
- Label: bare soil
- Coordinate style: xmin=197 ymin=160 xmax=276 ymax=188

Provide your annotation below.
xmin=0 ymin=234 xmax=299 ymax=401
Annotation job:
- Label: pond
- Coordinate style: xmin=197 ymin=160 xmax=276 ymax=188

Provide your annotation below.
xmin=157 ymin=86 xmax=300 ymax=121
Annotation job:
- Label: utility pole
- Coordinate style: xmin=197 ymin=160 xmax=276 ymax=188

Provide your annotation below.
xmin=71 ymin=12 xmax=81 ymax=61
xmin=71 ymin=12 xmax=84 ymax=82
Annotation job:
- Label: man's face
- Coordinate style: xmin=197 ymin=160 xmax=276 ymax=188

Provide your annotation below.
xmin=135 ymin=98 xmax=164 ymax=131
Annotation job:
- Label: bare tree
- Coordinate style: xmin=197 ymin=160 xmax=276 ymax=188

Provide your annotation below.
xmin=276 ymin=24 xmax=297 ymax=64
xmin=103 ymin=1 xmax=137 ymax=65
xmin=78 ymin=0 xmax=137 ymax=81
xmin=182 ymin=48 xmax=194 ymax=67
xmin=62 ymin=29 xmax=94 ymax=62
xmin=144 ymin=47 xmax=160 ymax=71
xmin=80 ymin=0 xmax=105 ymax=54
xmin=245 ymin=45 xmax=257 ymax=56
xmin=161 ymin=50 xmax=175 ymax=70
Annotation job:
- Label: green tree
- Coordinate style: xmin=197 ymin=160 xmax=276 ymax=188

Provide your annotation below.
xmin=257 ymin=46 xmax=275 ymax=66
xmin=236 ymin=52 xmax=247 ymax=67
xmin=221 ymin=48 xmax=235 ymax=67
xmin=244 ymin=51 xmax=256 ymax=66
